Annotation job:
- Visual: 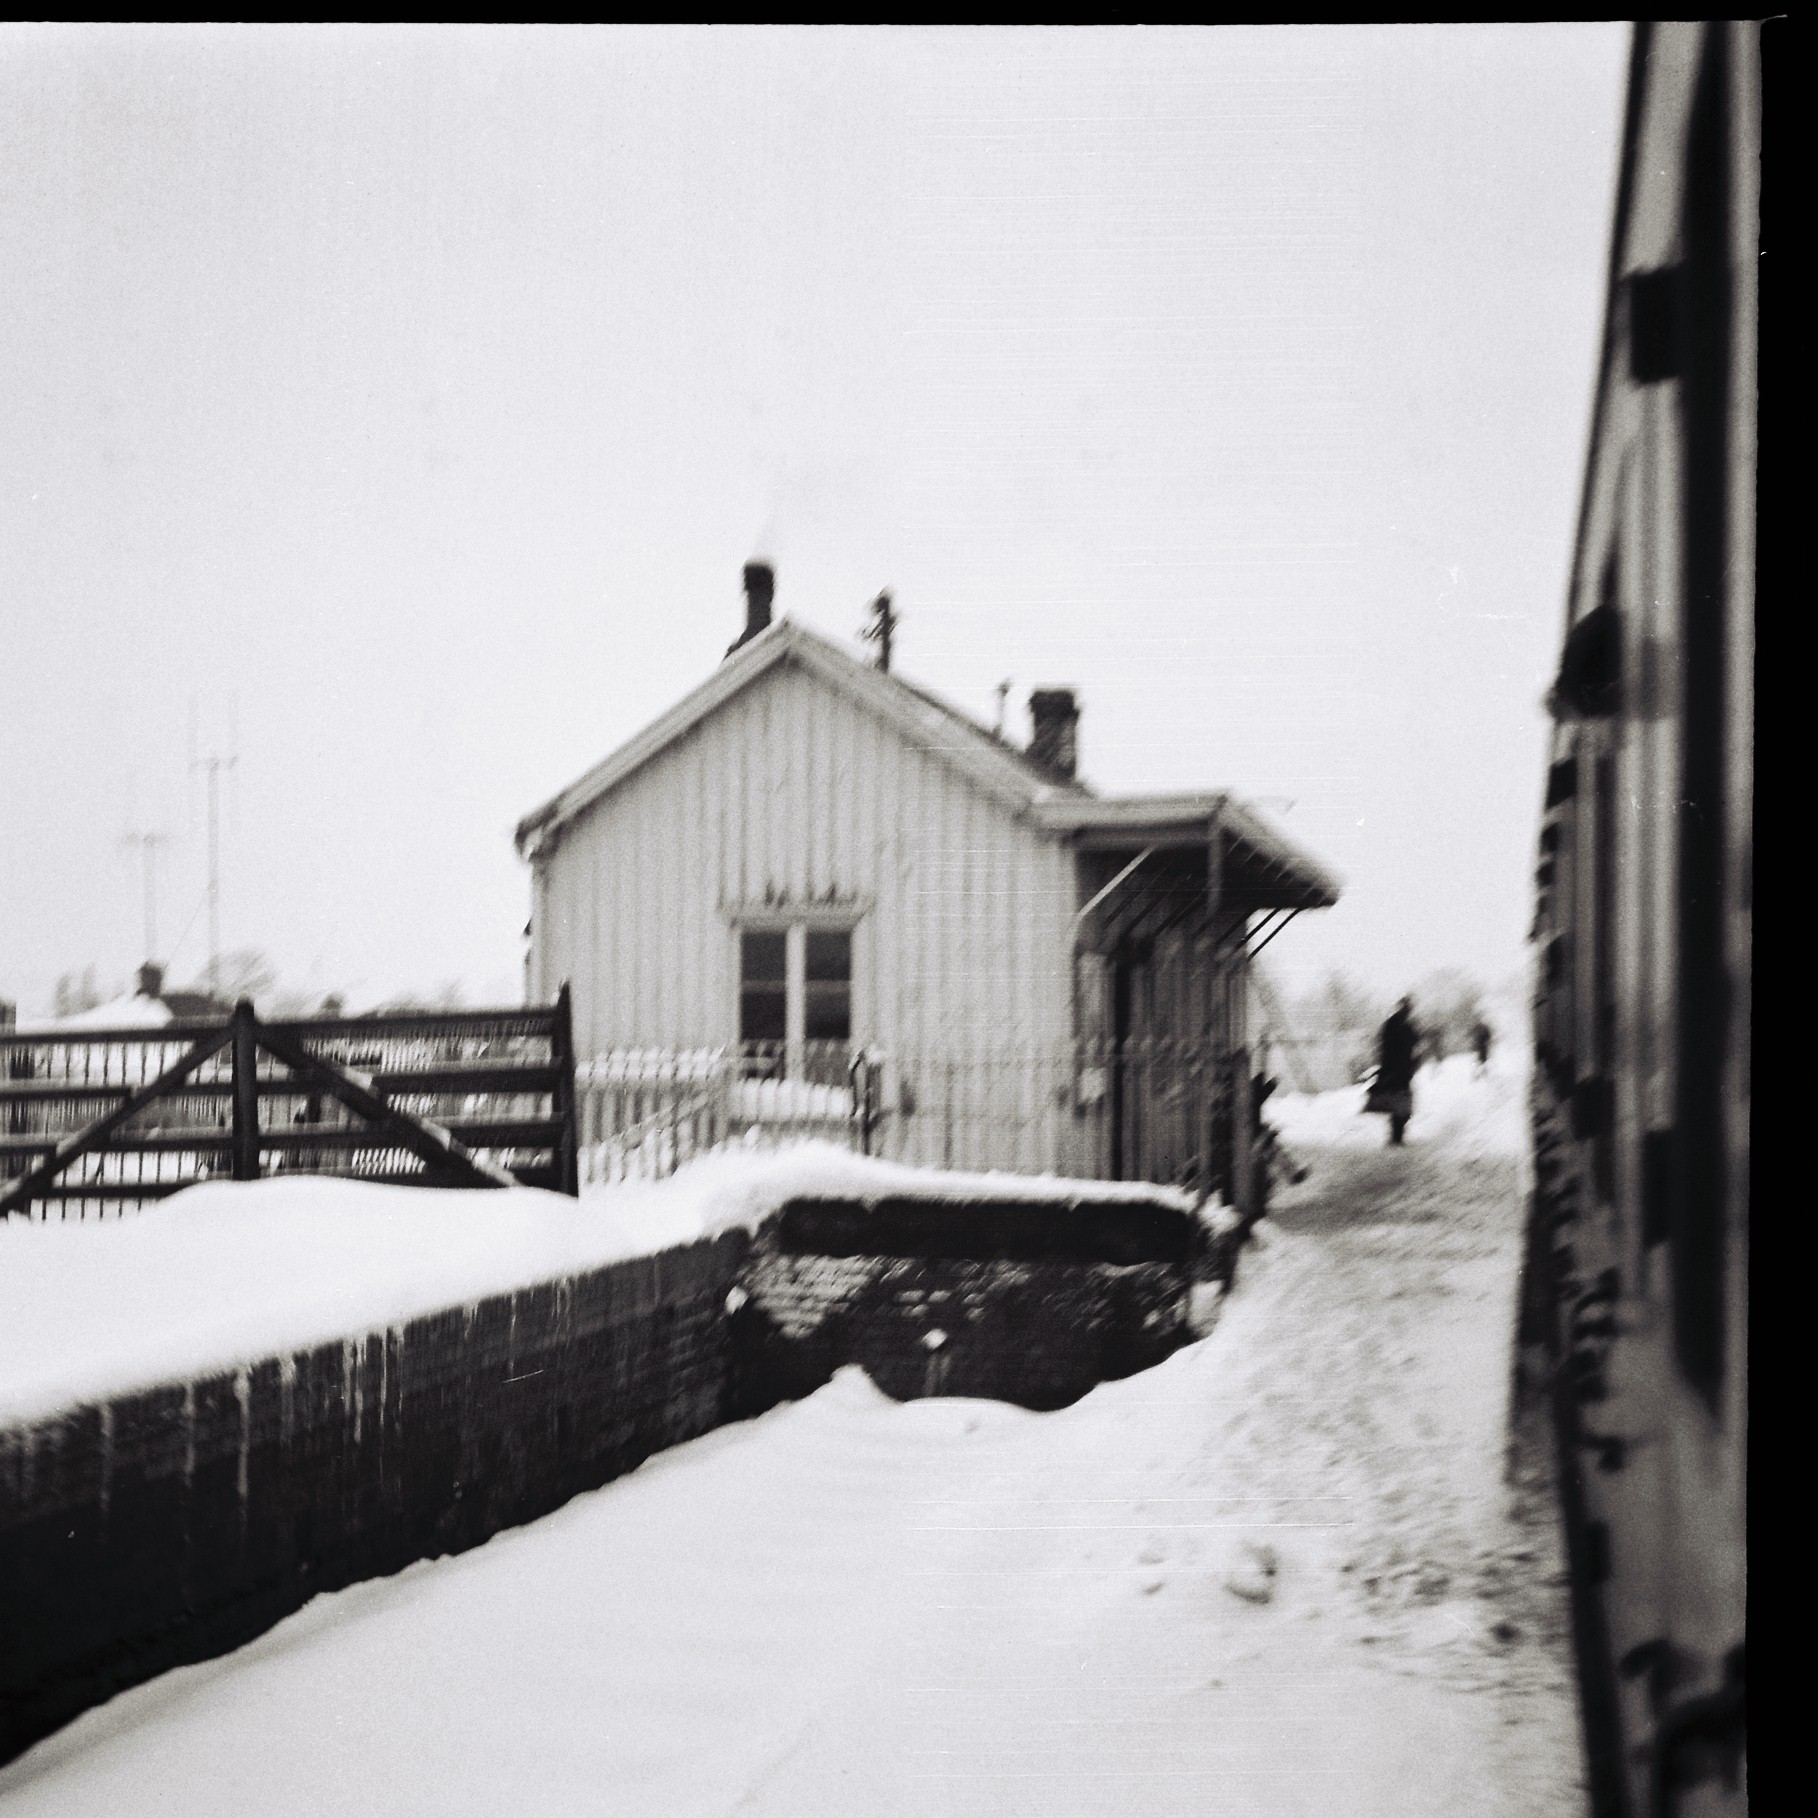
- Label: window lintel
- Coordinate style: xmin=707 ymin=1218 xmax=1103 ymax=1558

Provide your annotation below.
xmin=720 ymin=897 xmax=870 ymax=932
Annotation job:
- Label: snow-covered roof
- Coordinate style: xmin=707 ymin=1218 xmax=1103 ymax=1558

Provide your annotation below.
xmin=15 ymin=993 xmax=175 ymax=1035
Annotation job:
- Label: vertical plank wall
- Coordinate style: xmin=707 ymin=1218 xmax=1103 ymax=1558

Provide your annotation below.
xmin=530 ymin=654 xmax=1079 ymax=1173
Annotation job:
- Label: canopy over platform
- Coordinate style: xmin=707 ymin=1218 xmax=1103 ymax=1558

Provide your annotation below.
xmin=1037 ymin=792 xmax=1341 ymax=918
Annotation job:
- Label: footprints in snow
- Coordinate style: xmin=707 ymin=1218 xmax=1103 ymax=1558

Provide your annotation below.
xmin=1123 ymin=1528 xmax=1282 ymax=1605
xmin=1223 ymin=1542 xmax=1280 ymax=1606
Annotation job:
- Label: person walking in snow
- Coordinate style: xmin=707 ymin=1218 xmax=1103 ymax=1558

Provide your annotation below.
xmin=1366 ymin=997 xmax=1419 ymax=1146
xmin=1471 ymin=1017 xmax=1493 ymax=1075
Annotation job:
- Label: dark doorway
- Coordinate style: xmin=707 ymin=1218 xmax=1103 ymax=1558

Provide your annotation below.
xmin=1110 ymin=951 xmax=1134 ymax=1180
xmin=1108 ymin=944 xmax=1151 ymax=1182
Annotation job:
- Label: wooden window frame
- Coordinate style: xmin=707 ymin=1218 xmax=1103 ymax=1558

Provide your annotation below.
xmin=725 ymin=905 xmax=866 ymax=1081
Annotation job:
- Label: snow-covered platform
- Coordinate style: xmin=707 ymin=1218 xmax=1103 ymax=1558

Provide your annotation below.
xmin=0 ymin=1059 xmax=1583 ymax=1817
xmin=1 ymin=1145 xmax=1217 ymax=1768
xmin=0 ymin=1061 xmax=1578 ymax=1810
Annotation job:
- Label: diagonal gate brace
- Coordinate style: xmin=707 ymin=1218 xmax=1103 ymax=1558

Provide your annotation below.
xmin=0 ymin=1027 xmax=236 ymax=1219
xmin=253 ymin=1020 xmax=519 ymax=1190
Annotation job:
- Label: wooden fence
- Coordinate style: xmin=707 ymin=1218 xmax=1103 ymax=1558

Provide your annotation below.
xmin=1 ymin=992 xmax=578 ymax=1220
xmin=575 ymin=1043 xmax=877 ymax=1185
xmin=574 ymin=1039 xmax=1268 ymax=1205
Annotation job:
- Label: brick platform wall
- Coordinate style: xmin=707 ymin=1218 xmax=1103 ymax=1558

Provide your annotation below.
xmin=729 ymin=1193 xmax=1204 ymax=1414
xmin=0 ymin=1229 xmax=751 ymax=1764
xmin=1 ymin=1186 xmax=1217 ymax=1765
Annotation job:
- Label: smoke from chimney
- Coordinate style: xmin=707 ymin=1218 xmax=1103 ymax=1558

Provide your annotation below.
xmin=727 ymin=562 xmax=775 ymax=659
xmin=1028 ymin=689 xmax=1080 ymax=781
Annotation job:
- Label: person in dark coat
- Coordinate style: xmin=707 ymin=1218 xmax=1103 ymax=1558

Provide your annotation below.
xmin=1368 ymin=997 xmax=1420 ymax=1146
xmin=1471 ymin=1017 xmax=1493 ymax=1075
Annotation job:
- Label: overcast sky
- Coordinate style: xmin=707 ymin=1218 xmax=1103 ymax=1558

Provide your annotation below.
xmin=2 ymin=23 xmax=1630 ymax=1018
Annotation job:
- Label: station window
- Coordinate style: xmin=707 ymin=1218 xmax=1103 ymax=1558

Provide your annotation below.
xmin=804 ymin=930 xmax=852 ymax=1042
xmin=738 ymin=930 xmax=788 ymax=1045
xmin=737 ymin=923 xmax=855 ymax=1072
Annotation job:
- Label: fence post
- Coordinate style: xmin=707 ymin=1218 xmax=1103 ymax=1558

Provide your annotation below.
xmin=231 ymin=999 xmax=261 ymax=1182
xmin=848 ymin=1050 xmax=870 ymax=1156
xmin=674 ymin=1054 xmax=686 ymax=1178
xmin=551 ymin=983 xmax=580 ymax=1197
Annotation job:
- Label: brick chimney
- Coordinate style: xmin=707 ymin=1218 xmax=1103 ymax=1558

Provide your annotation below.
xmin=726 ymin=562 xmax=775 ymax=658
xmin=136 ymin=961 xmax=165 ymax=1000
xmin=1028 ymin=689 xmax=1080 ymax=781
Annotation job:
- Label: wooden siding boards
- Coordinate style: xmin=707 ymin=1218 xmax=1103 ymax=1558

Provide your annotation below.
xmin=523 ymin=620 xmax=1331 ymax=1183
xmin=532 ymin=652 xmax=1080 ymax=1170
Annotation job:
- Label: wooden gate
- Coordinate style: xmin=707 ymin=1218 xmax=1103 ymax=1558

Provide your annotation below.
xmin=1 ymin=991 xmax=578 ymax=1220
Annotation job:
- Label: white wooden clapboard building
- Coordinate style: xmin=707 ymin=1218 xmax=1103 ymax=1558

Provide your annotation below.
xmin=516 ymin=566 xmax=1338 ymax=1192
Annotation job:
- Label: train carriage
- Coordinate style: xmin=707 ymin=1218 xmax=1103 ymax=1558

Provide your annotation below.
xmin=1519 ymin=22 xmax=1753 ymax=1818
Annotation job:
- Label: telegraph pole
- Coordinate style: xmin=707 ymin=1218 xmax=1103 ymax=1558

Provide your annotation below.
xmin=190 ymin=700 xmax=237 ymax=1001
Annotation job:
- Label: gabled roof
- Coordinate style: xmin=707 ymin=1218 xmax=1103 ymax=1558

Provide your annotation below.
xmin=514 ymin=617 xmax=1087 ymax=859
xmin=514 ymin=616 xmax=1339 ymax=912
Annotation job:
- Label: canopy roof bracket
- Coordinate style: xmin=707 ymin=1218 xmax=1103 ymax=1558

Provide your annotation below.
xmin=1071 ymin=845 xmax=1157 ymax=929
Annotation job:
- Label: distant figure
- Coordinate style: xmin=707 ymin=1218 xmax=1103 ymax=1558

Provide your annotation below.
xmin=1367 ymin=997 xmax=1419 ymax=1146
xmin=1471 ymin=1018 xmax=1493 ymax=1075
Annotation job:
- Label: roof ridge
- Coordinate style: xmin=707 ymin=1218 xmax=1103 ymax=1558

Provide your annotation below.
xmin=515 ymin=613 xmax=1071 ymax=856
xmin=858 ymin=658 xmax=1095 ymax=797
xmin=776 ymin=621 xmax=1092 ymax=796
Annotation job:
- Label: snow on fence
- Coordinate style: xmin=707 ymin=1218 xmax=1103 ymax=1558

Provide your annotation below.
xmin=576 ymin=1038 xmax=1281 ymax=1200
xmin=1 ymin=998 xmax=579 ymax=1220
xmin=8 ymin=1018 xmax=1286 ymax=1205
xmin=575 ymin=1045 xmax=866 ymax=1186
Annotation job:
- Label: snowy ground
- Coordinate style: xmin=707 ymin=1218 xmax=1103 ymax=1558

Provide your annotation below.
xmin=0 ymin=1057 xmax=1582 ymax=1817
xmin=0 ymin=1147 xmax=1192 ymax=1430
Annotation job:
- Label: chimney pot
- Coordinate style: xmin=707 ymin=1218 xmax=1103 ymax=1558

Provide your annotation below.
xmin=1028 ymin=688 xmax=1080 ymax=782
xmin=727 ymin=562 xmax=775 ymax=658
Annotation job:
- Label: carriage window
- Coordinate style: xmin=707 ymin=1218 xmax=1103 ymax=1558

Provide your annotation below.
xmin=803 ymin=930 xmax=852 ymax=1042
xmin=738 ymin=930 xmax=788 ymax=1044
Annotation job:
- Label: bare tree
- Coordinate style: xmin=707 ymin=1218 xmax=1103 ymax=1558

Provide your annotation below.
xmin=181 ymin=948 xmax=278 ymax=1006
xmin=1278 ymin=971 xmax=1385 ymax=1089
xmin=374 ymin=981 xmax=467 ymax=1013
xmin=269 ymin=987 xmax=350 ymax=1019
xmin=53 ymin=967 xmax=106 ymax=1018
xmin=1411 ymin=967 xmax=1488 ymax=1062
